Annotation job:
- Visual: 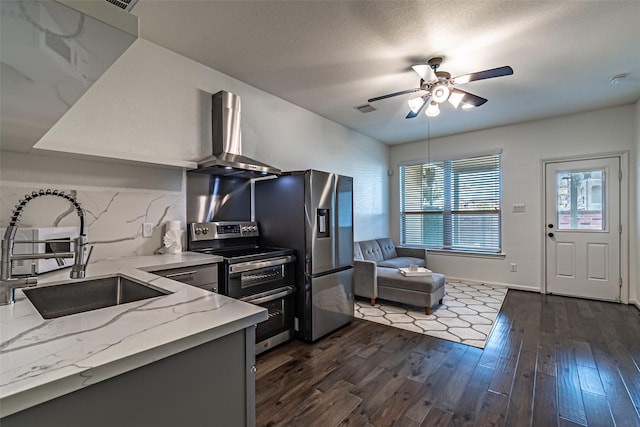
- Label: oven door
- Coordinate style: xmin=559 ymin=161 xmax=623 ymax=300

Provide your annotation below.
xmin=227 ymin=256 xmax=295 ymax=299
xmin=241 ymin=286 xmax=295 ymax=354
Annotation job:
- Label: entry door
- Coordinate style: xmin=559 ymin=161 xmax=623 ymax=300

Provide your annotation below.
xmin=545 ymin=157 xmax=620 ymax=301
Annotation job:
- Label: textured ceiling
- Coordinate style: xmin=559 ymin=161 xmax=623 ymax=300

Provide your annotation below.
xmin=132 ymin=1 xmax=640 ymax=145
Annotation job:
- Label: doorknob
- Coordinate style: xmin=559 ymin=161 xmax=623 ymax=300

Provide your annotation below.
xmin=548 ymin=232 xmax=554 ymax=237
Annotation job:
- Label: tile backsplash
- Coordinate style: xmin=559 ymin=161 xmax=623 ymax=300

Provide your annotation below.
xmin=1 ymin=184 xmax=184 ymax=263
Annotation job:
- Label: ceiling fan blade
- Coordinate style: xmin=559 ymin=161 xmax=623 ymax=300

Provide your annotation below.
xmin=411 ymin=64 xmax=432 ymax=80
xmin=453 ymin=66 xmax=513 ymax=84
xmin=450 ymin=89 xmax=488 ymax=107
xmin=405 ymin=96 xmax=429 ymax=119
xmin=368 ymin=88 xmax=421 ymax=103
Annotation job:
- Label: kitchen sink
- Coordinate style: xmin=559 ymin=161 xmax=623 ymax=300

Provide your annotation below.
xmin=23 ymin=275 xmax=172 ymax=319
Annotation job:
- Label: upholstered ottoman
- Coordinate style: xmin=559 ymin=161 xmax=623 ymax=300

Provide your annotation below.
xmin=374 ymin=269 xmax=446 ymax=315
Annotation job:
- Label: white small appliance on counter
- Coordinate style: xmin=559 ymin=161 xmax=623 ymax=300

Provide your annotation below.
xmin=11 ymin=226 xmax=80 ymax=275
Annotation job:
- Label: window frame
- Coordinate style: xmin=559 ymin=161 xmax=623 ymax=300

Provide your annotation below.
xmin=399 ymin=150 xmax=503 ymax=255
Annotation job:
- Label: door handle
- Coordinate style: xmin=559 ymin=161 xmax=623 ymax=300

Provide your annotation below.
xmin=240 ymin=286 xmax=295 ymax=304
xmin=548 ymin=232 xmax=554 ymax=238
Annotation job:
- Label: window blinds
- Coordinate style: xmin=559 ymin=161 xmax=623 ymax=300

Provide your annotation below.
xmin=400 ymin=153 xmax=502 ymax=253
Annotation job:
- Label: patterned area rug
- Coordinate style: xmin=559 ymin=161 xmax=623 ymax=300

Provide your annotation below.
xmin=354 ymin=281 xmax=507 ymax=348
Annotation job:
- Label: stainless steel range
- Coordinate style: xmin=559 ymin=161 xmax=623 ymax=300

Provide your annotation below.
xmin=188 ymin=221 xmax=296 ymax=354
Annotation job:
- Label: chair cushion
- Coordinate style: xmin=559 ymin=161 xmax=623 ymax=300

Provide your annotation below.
xmin=358 ymin=240 xmax=385 ymax=262
xmin=377 ymin=257 xmax=426 ymax=269
xmin=376 ymin=238 xmax=398 ymax=260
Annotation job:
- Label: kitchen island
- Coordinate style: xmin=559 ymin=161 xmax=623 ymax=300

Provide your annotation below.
xmin=0 ymin=253 xmax=266 ymax=426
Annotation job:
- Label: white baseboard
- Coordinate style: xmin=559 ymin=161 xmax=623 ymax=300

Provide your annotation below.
xmin=446 ymin=276 xmax=540 ymax=293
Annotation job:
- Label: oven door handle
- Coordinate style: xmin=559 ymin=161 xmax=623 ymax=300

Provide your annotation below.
xmin=230 ymin=255 xmax=296 ymax=274
xmin=241 ymin=286 xmax=295 ymax=305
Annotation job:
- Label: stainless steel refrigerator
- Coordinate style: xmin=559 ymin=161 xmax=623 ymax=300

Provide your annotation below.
xmin=255 ymin=170 xmax=354 ymax=342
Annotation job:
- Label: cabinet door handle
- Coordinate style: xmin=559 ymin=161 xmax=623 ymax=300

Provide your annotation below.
xmin=164 ymin=271 xmax=197 ymax=281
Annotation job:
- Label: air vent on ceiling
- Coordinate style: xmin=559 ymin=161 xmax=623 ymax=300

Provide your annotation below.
xmin=105 ymin=0 xmax=138 ymax=11
xmin=355 ymin=104 xmax=376 ymax=113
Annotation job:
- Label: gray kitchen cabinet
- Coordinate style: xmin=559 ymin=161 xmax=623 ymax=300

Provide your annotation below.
xmin=149 ymin=263 xmax=219 ymax=293
xmin=1 ymin=327 xmax=257 ymax=427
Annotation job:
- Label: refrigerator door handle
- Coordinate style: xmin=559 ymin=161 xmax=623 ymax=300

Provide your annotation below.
xmin=332 ymin=176 xmax=338 ymax=268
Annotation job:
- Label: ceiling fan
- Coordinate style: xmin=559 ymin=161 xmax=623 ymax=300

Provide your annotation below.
xmin=368 ymin=57 xmax=513 ymax=118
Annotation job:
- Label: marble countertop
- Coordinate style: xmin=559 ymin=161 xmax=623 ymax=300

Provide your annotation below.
xmin=0 ymin=252 xmax=268 ymax=417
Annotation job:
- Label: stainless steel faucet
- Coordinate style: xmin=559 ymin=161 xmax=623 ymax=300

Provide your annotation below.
xmin=0 ymin=189 xmax=93 ymax=305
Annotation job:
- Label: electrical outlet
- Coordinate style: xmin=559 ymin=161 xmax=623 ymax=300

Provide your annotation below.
xmin=510 ymin=263 xmax=517 ymax=272
xmin=512 ymin=203 xmax=526 ymax=213
xmin=142 ymin=223 xmax=153 ymax=238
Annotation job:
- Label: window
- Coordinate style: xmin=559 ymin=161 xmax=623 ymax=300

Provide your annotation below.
xmin=400 ymin=152 xmax=502 ymax=253
xmin=555 ymin=168 xmax=604 ymax=231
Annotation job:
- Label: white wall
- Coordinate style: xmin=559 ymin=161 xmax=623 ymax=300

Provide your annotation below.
xmin=389 ymin=105 xmax=637 ymax=294
xmin=1 ymin=39 xmax=389 ymax=261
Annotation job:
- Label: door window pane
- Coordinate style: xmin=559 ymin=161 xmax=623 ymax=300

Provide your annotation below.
xmin=556 ymin=169 xmax=604 ymax=230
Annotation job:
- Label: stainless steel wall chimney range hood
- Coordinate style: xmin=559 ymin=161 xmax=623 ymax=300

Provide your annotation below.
xmin=192 ymin=90 xmax=281 ymax=179
xmin=0 ymin=0 xmax=138 ymax=153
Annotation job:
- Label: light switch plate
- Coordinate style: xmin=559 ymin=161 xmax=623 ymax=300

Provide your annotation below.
xmin=512 ymin=203 xmax=526 ymax=213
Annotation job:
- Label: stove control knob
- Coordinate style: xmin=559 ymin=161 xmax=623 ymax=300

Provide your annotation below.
xmin=202 ymin=228 xmax=209 ymax=234
xmin=194 ymin=228 xmax=202 ymax=235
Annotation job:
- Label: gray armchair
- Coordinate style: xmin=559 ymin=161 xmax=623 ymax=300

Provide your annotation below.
xmin=353 ymin=238 xmax=445 ymax=314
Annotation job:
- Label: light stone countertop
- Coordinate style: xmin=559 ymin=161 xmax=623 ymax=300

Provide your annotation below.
xmin=0 ymin=252 xmax=267 ymax=417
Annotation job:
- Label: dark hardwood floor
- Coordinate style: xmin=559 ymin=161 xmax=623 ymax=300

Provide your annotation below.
xmin=255 ymin=290 xmax=640 ymax=427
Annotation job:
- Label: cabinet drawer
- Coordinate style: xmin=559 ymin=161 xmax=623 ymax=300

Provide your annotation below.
xmin=151 ymin=264 xmax=218 ymax=292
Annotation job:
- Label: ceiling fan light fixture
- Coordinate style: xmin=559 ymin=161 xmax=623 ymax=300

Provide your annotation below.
xmin=369 ymin=57 xmax=512 ymax=120
xmin=431 ymin=83 xmax=450 ymax=103
xmin=448 ymin=91 xmax=464 ymax=108
xmin=408 ymin=96 xmax=425 ymax=113
xmin=425 ymin=101 xmax=440 ymax=117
